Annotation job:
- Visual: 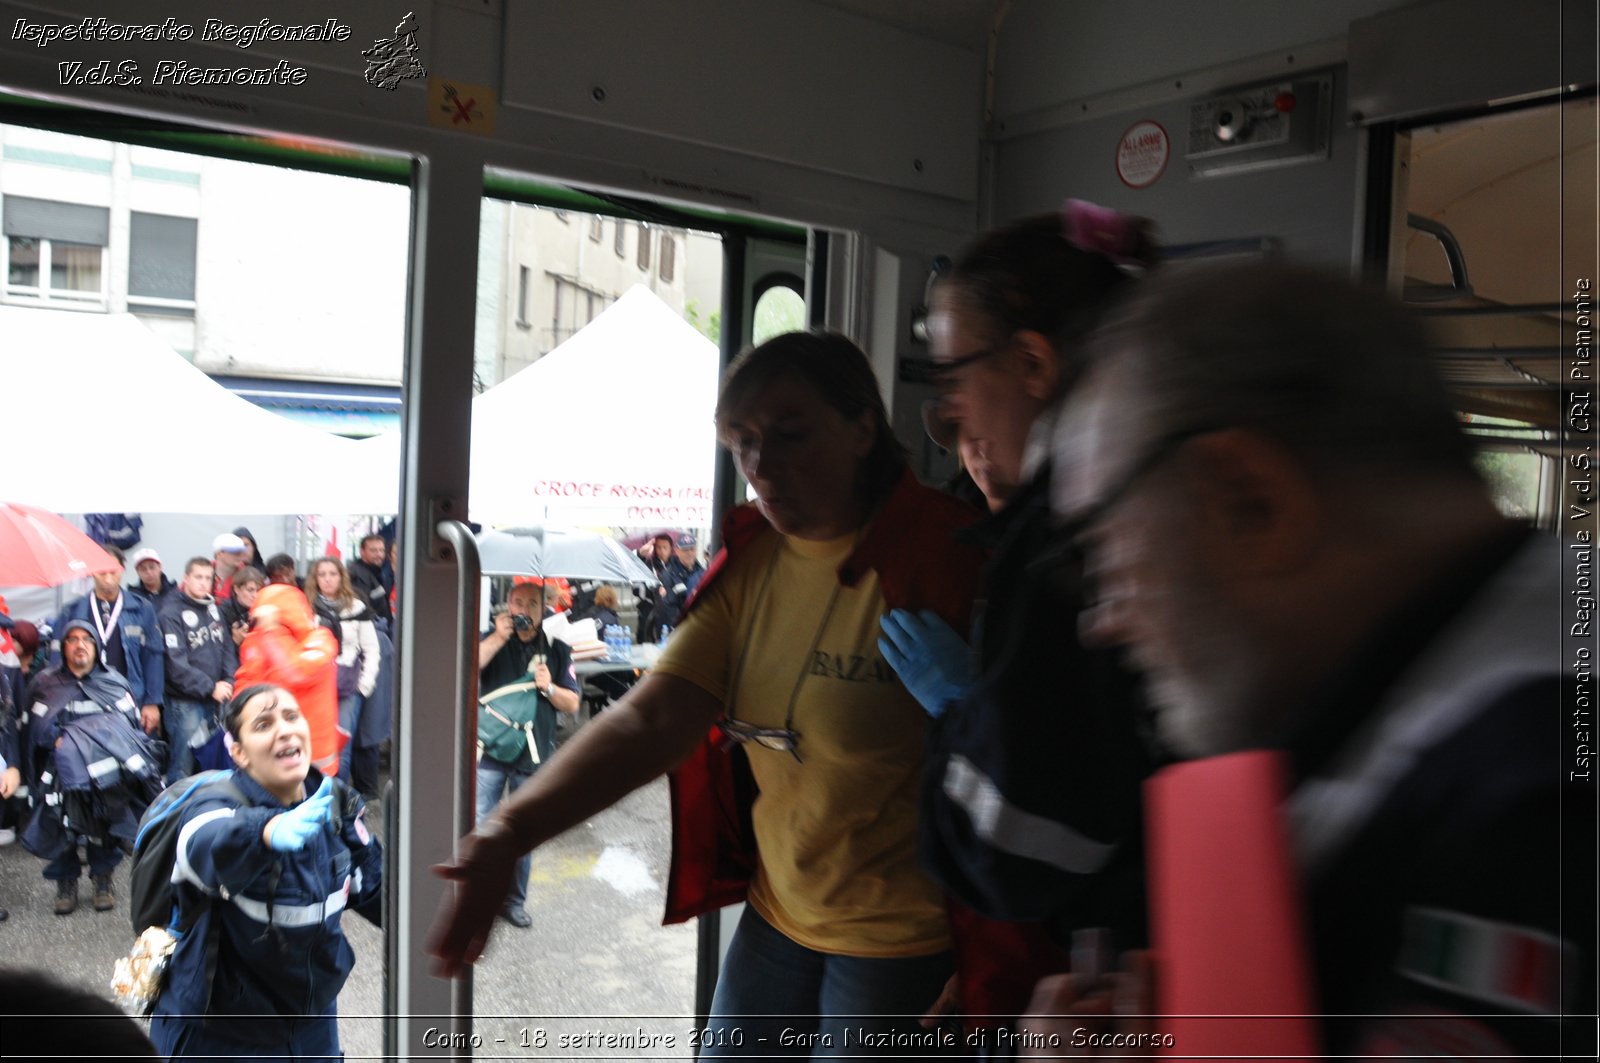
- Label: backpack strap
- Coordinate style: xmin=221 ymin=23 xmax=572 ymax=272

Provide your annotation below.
xmin=169 ymin=774 xmax=250 ymax=935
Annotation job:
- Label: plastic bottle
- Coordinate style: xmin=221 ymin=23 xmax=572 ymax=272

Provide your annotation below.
xmin=658 ymin=624 xmax=671 ymax=646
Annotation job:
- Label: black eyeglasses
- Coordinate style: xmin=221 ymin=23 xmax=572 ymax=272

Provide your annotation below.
xmin=1064 ymin=426 xmax=1219 ymax=535
xmin=718 ymin=718 xmax=802 ymax=763
xmin=928 ymin=342 xmax=1006 ymax=393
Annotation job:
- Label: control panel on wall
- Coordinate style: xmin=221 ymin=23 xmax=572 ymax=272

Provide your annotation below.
xmin=1186 ymin=74 xmax=1333 ymax=177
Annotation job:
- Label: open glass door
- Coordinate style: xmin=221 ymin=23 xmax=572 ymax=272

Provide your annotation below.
xmin=0 ymin=103 xmax=410 ymax=1058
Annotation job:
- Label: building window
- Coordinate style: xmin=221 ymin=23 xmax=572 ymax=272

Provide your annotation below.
xmin=551 ymin=275 xmax=608 ymax=349
xmin=614 ymin=220 xmax=626 ymax=257
xmin=552 ymin=276 xmax=568 ymax=346
xmin=128 ymin=211 xmax=197 ymax=307
xmin=636 ymin=224 xmax=652 ymax=271
xmin=3 ymin=196 xmax=109 ymax=307
xmin=659 ymin=233 xmax=676 ymax=283
xmin=589 ymin=215 xmax=602 ymax=242
xmin=517 ymin=265 xmax=532 ymax=326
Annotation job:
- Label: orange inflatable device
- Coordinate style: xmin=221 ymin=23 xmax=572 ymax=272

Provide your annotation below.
xmin=235 ymin=584 xmax=343 ymax=770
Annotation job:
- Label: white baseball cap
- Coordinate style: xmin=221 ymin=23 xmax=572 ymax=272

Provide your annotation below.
xmin=212 ymin=532 xmax=248 ymax=555
xmin=128 ymin=547 xmax=162 ymax=568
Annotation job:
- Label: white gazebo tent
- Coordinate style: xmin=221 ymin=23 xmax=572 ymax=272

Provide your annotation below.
xmin=353 ymin=284 xmax=720 ymax=530
xmin=2 ymin=304 xmax=395 ymax=514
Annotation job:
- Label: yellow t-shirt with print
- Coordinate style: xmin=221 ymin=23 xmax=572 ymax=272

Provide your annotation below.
xmin=653 ymin=527 xmax=949 ymax=958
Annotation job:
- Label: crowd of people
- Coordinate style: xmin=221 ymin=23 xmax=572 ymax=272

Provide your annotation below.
xmin=0 ymin=528 xmax=395 ymax=1056
xmin=0 ymin=531 xmax=396 ymax=918
xmin=0 ymin=199 xmax=1592 ymax=1058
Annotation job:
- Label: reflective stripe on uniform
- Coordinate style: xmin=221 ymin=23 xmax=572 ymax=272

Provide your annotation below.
xmin=174 ymin=807 xmax=235 ymax=892
xmin=942 ymin=753 xmax=1115 ymax=874
xmin=229 ymin=879 xmax=350 ymax=928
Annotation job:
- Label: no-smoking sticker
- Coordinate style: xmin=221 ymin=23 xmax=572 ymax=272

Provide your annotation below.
xmin=1116 ymin=120 xmax=1170 ymax=189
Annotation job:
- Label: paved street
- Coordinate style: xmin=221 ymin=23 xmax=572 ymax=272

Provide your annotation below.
xmin=0 ymin=771 xmax=697 ymax=1060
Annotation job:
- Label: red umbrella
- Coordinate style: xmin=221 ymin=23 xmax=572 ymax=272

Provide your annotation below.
xmin=0 ymin=501 xmax=120 ymax=586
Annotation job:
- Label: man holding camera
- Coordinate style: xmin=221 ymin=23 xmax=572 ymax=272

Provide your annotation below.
xmin=475 ymin=581 xmax=581 ymax=928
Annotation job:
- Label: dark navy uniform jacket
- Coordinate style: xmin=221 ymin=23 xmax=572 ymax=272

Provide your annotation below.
xmin=152 ymin=767 xmax=382 ymax=1046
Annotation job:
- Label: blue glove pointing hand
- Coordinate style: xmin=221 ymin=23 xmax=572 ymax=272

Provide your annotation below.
xmin=266 ymin=776 xmax=335 ymax=852
xmin=878 ymin=608 xmax=974 ymax=719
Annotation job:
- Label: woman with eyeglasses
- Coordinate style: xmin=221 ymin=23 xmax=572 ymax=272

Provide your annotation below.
xmin=430 ymin=330 xmax=987 ymax=1055
xmin=877 ymin=202 xmax=1161 ymax=1042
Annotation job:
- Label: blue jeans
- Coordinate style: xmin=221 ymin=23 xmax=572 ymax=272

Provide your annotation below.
xmin=475 ymin=757 xmax=534 ymax=913
xmin=336 ymin=693 xmax=381 ymax=795
xmin=700 ymin=906 xmax=956 ymax=1059
xmin=163 ymin=698 xmax=217 ymax=783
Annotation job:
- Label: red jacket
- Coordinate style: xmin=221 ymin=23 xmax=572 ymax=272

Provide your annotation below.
xmin=235 ymin=585 xmax=342 ymax=767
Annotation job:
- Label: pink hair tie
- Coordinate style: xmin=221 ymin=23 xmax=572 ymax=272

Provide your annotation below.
xmin=1063 ymin=198 xmax=1142 ymax=266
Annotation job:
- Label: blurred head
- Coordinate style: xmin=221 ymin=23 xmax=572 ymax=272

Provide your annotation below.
xmin=1054 ymin=261 xmax=1486 ymax=759
xmin=264 ymin=553 xmax=297 ymax=586
xmin=251 ymin=583 xmax=316 ymax=635
xmin=181 ymin=557 xmax=215 ymax=601
xmin=60 ymin=621 xmax=98 ymax=677
xmin=0 ymin=967 xmax=158 ymax=1058
xmin=11 ymin=619 xmax=40 ymax=672
xmin=506 ymin=582 xmax=541 ymax=639
xmin=212 ymin=533 xmax=248 ymax=580
xmin=360 ymin=534 xmax=385 ymax=566
xmin=225 ymin=684 xmax=311 ymax=802
xmin=232 ymin=566 xmax=265 ymax=611
xmin=135 ymin=559 xmax=163 ymax=592
xmin=651 ymin=534 xmax=672 ymax=562
xmin=92 ymin=545 xmax=125 ymax=601
xmin=716 ymin=330 xmax=905 ymax=540
xmin=673 ymin=532 xmax=698 ymax=567
xmin=308 ymin=557 xmax=353 ymax=606
xmin=929 ymin=211 xmax=1147 ymax=508
xmin=593 ymin=585 xmax=619 ymax=611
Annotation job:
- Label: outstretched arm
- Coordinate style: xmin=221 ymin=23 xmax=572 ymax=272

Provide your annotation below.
xmin=427 ymin=672 xmax=722 ymax=975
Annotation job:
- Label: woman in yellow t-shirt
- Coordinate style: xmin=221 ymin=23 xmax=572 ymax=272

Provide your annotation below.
xmin=429 ymin=331 xmax=986 ymax=1055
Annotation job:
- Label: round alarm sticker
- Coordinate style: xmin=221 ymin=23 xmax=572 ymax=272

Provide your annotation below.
xmin=1116 ymin=120 xmax=1170 ymax=189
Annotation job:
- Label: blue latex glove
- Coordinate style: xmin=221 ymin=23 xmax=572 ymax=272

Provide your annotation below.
xmin=265 ymin=776 xmax=335 ymax=852
xmin=878 ymin=608 xmax=974 ymax=718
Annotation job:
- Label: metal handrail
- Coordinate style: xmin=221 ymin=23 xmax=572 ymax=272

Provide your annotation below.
xmin=434 ymin=518 xmax=481 ymax=842
xmin=432 ymin=515 xmax=480 ymax=1053
xmin=1404 ymin=214 xmax=1473 ymax=302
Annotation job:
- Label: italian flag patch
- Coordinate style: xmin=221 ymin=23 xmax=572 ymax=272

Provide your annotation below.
xmin=1399 ymin=906 xmax=1574 ymax=1013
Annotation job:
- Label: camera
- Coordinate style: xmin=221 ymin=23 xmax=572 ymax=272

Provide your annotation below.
xmin=512 ymin=613 xmax=534 ymax=634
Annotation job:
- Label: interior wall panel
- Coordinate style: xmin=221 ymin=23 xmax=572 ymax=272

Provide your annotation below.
xmin=989 ymin=70 xmax=1363 ymax=269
